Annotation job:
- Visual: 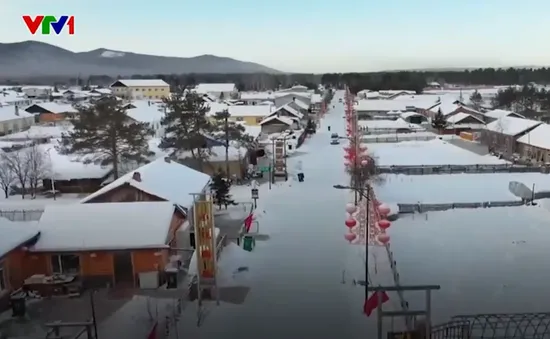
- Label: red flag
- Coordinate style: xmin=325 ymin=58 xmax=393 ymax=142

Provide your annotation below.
xmin=363 ymin=291 xmax=389 ymax=316
xmin=244 ymin=213 xmax=254 ymax=233
xmin=147 ymin=322 xmax=158 ymax=339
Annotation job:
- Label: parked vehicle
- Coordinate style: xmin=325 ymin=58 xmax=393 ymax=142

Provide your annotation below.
xmin=331 ymin=133 xmax=339 ymax=139
xmin=330 ymin=139 xmax=340 ymax=145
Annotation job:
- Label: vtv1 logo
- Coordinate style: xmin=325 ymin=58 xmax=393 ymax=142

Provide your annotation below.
xmin=23 ymin=15 xmax=75 ymax=35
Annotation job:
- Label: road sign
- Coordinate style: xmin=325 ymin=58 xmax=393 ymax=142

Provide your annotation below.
xmin=251 ymin=188 xmax=259 ymax=199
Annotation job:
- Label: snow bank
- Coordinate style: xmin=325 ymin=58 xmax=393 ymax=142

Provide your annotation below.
xmin=369 ymin=139 xmax=509 ymax=166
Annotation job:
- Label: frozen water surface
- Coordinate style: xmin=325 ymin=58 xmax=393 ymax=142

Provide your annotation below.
xmin=376 ymin=173 xmax=550 ymax=203
xmin=369 ymin=139 xmax=510 ymax=166
xmin=389 ymin=206 xmax=550 ymax=323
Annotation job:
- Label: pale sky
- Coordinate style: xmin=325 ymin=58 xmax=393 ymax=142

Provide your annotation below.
xmin=2 ymin=0 xmax=550 ymax=73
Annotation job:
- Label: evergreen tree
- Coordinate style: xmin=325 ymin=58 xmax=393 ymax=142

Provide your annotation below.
xmin=210 ymin=172 xmax=234 ymax=209
xmin=469 ymin=90 xmax=483 ymax=110
xmin=211 ymin=109 xmax=253 ymax=176
xmin=431 ymin=108 xmax=447 ymax=131
xmin=58 ymin=97 xmax=154 ymax=179
xmin=160 ymin=89 xmax=212 ymax=170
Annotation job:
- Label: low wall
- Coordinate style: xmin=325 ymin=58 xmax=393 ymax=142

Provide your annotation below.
xmin=397 ymin=200 xmax=525 ymax=213
xmin=378 ymin=164 xmax=545 ymax=175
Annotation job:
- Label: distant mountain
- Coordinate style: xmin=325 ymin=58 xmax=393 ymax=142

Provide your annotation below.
xmin=0 ymin=41 xmax=281 ymax=78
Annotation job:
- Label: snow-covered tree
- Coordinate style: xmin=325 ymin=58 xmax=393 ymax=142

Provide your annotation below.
xmin=209 ymin=172 xmax=235 ymax=209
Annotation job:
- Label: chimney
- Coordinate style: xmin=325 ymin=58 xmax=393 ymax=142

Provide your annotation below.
xmin=132 ymin=172 xmax=141 ymax=182
xmin=164 ymin=157 xmax=171 ymax=163
xmin=14 ymin=106 xmax=19 ymax=116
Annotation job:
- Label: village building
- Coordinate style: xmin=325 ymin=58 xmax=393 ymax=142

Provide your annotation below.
xmin=238 ymin=92 xmax=275 ymax=106
xmin=427 ymin=100 xmax=484 ymax=120
xmin=24 ymin=102 xmax=79 ymax=123
xmin=110 ymin=79 xmax=170 ymax=100
xmin=483 ymin=109 xmax=525 ymax=123
xmin=0 ymin=90 xmax=32 ymax=107
xmin=516 ymin=124 xmax=550 ymax=163
xmin=443 ymin=112 xmax=486 ymax=134
xmin=123 ymin=100 xmax=166 ymax=137
xmin=21 ymin=86 xmax=53 ymax=99
xmin=259 ymin=116 xmax=299 ymax=134
xmin=0 ymin=219 xmax=41 ymax=309
xmin=195 ymin=83 xmax=238 ymax=100
xmin=26 ymin=202 xmax=186 ymax=289
xmin=0 ymin=105 xmax=36 ymax=135
xmin=399 ymin=112 xmax=428 ymax=124
xmin=482 ymin=116 xmax=541 ymax=157
xmin=266 ymin=104 xmax=305 ymax=125
xmin=273 ymin=92 xmax=311 ymax=108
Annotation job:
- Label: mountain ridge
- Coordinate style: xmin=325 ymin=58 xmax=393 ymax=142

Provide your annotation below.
xmin=0 ymin=41 xmax=281 ymax=78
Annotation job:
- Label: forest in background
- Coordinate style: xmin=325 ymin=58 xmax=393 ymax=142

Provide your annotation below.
xmin=5 ymin=67 xmax=550 ymax=93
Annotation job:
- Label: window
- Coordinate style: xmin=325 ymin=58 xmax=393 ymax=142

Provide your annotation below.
xmin=51 ymin=254 xmax=80 ymax=275
xmin=135 ymin=88 xmax=140 ymax=91
xmin=0 ymin=263 xmax=6 ymax=291
xmin=236 ymin=117 xmax=244 ymax=122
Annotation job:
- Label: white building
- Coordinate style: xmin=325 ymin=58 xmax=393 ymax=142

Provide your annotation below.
xmin=21 ymin=86 xmax=53 ymax=98
xmin=0 ymin=105 xmax=36 ymax=135
xmin=195 ymin=83 xmax=238 ymax=100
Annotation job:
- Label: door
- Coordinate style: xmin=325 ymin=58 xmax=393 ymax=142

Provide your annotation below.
xmin=112 ymin=252 xmax=134 ymax=287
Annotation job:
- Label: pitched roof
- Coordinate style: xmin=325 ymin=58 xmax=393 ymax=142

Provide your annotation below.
xmin=260 ymin=115 xmax=294 ymax=126
xmin=446 ymin=112 xmax=485 ymax=124
xmin=484 ymin=109 xmax=525 ymax=120
xmin=80 ymin=157 xmax=211 ymax=209
xmin=0 ymin=218 xmax=40 ymax=258
xmin=32 ymin=202 xmax=176 ymax=252
xmin=0 ymin=105 xmax=34 ymax=122
xmin=272 ymin=104 xmax=303 ymax=119
xmin=517 ymin=124 xmax=550 ymax=150
xmin=26 ymin=102 xmax=78 ymax=114
xmin=111 ymin=79 xmax=169 ymax=87
xmin=485 ymin=116 xmax=541 ymax=136
xmin=195 ymin=83 xmax=236 ymax=93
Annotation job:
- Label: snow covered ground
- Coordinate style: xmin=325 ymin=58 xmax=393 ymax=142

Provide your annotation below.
xmin=368 ymin=139 xmax=509 ymax=166
xmin=388 ymin=205 xmax=550 ymax=323
xmin=375 ymin=173 xmax=550 ymax=203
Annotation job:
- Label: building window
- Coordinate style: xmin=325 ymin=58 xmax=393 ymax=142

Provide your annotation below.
xmin=236 ymin=117 xmax=244 ymax=122
xmin=135 ymin=88 xmax=140 ymax=91
xmin=0 ymin=263 xmax=6 ymax=291
xmin=51 ymin=254 xmax=80 ymax=275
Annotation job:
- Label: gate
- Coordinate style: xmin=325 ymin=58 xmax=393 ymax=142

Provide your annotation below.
xmin=431 ymin=313 xmax=550 ymax=339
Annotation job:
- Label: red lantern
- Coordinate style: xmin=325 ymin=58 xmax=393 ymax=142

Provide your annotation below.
xmin=378 ymin=220 xmax=391 ymax=230
xmin=378 ymin=234 xmax=390 ymax=244
xmin=344 ymin=233 xmax=357 ymax=242
xmin=201 ymin=249 xmax=212 ymax=259
xmin=345 ymin=218 xmax=357 ymax=228
xmin=378 ymin=204 xmax=391 ymax=215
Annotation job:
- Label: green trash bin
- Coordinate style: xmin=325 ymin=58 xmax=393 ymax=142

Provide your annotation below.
xmin=243 ymin=235 xmax=255 ymax=252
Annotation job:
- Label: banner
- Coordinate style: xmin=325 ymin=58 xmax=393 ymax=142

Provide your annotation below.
xmin=193 ymin=198 xmax=216 ymax=282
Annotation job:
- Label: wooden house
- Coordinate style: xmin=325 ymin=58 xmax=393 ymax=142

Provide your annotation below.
xmin=27 ymin=202 xmax=186 ymax=289
xmin=482 ymin=116 xmax=541 ymax=157
xmin=0 ymin=220 xmax=41 ymax=309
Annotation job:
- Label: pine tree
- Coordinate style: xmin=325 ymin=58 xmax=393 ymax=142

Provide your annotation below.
xmin=58 ymin=97 xmax=154 ymax=179
xmin=211 ymin=109 xmax=253 ymax=177
xmin=469 ymin=90 xmax=483 ymax=111
xmin=431 ymin=108 xmax=447 ymax=131
xmin=160 ymin=89 xmax=212 ymax=170
xmin=210 ymin=172 xmax=234 ymax=209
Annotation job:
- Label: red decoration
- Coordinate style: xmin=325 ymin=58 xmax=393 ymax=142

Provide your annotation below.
xmin=345 ymin=218 xmax=357 ymax=228
xmin=201 ymin=249 xmax=212 ymax=259
xmin=378 ymin=234 xmax=390 ymax=244
xmin=378 ymin=204 xmax=391 ymax=215
xmin=344 ymin=233 xmax=356 ymax=242
xmin=378 ymin=219 xmax=391 ymax=230
xmin=364 ymin=291 xmax=390 ymax=316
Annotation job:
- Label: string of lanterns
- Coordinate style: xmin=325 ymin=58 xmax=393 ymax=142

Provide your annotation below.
xmin=343 ymin=87 xmax=392 ymax=246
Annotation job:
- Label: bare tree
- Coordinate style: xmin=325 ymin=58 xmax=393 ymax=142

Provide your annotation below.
xmin=0 ymin=155 xmax=15 ymax=198
xmin=25 ymin=145 xmax=48 ymax=198
xmin=4 ymin=150 xmax=30 ymax=199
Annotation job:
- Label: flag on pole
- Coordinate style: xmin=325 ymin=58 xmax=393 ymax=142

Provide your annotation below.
xmin=244 ymin=204 xmax=254 ymax=233
xmin=364 ymin=291 xmax=390 ymax=316
xmin=147 ymin=322 xmax=158 ymax=339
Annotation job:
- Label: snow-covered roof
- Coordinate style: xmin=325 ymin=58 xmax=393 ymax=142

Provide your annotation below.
xmin=446 ymin=112 xmax=485 ymax=124
xmin=80 ymin=157 xmax=211 ymax=209
xmin=355 ymin=100 xmax=416 ymax=112
xmin=484 ymin=109 xmax=525 ymax=120
xmin=112 ymin=79 xmax=169 ymax=87
xmin=358 ymin=118 xmax=424 ymax=130
xmin=400 ymin=111 xmax=424 ymax=119
xmin=273 ymin=104 xmax=303 ymax=119
xmin=260 ymin=115 xmax=294 ymax=126
xmin=0 ymin=105 xmax=34 ymax=122
xmin=38 ymin=143 xmax=112 ymax=180
xmin=0 ymin=125 xmax=72 ymax=141
xmin=0 ymin=218 xmax=40 ymax=258
xmin=239 ymin=92 xmax=274 ymax=100
xmin=227 ymin=105 xmax=273 ymax=117
xmin=310 ymin=94 xmax=322 ymax=104
xmin=124 ymin=100 xmax=165 ymax=123
xmin=289 ymin=99 xmax=309 ymax=110
xmin=429 ymin=100 xmax=481 ymax=116
xmin=273 ymin=91 xmax=311 ymax=100
xmin=26 ymin=102 xmax=78 ymax=114
xmin=485 ymin=116 xmax=541 ymax=136
xmin=195 ymin=83 xmax=236 ymax=93
xmin=517 ymin=124 xmax=550 ymax=150
xmin=32 ymin=202 xmax=177 ymax=252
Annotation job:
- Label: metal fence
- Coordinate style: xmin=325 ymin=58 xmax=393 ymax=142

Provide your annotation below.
xmin=0 ymin=209 xmax=44 ymax=221
xmin=361 ymin=135 xmax=437 ymax=143
xmin=397 ymin=200 xmax=525 ymax=213
xmin=378 ymin=164 xmax=547 ymax=175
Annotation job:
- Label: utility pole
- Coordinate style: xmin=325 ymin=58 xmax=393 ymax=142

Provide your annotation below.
xmin=90 ymin=290 xmax=99 ymax=339
xmin=222 ymin=109 xmax=230 ymax=178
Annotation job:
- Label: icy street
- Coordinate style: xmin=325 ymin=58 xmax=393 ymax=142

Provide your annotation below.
xmin=177 ymin=91 xmax=384 ymax=338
